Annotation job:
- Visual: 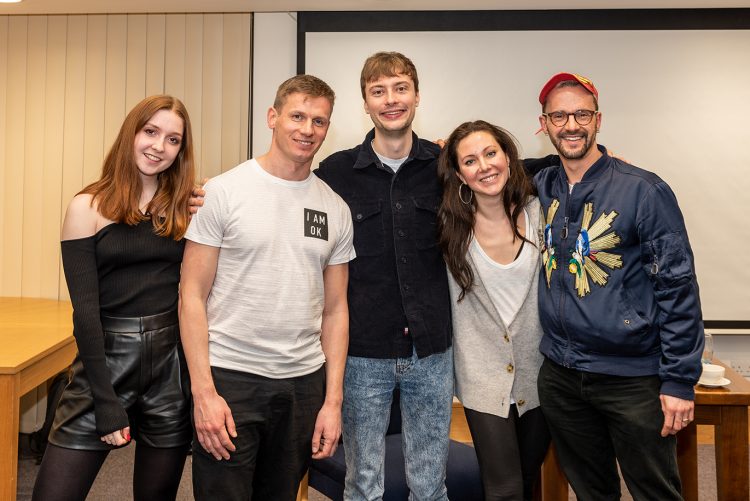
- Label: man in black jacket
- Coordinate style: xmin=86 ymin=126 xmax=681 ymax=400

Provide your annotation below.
xmin=316 ymin=52 xmax=453 ymax=501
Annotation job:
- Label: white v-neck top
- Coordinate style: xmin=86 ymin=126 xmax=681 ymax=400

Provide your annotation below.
xmin=469 ymin=208 xmax=534 ymax=328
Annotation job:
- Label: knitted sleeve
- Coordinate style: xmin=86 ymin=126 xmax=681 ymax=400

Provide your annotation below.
xmin=523 ymin=154 xmax=559 ymax=178
xmin=61 ymin=237 xmax=129 ymax=435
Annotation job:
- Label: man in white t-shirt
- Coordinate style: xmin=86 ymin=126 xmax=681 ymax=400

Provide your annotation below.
xmin=179 ymin=75 xmax=355 ymax=501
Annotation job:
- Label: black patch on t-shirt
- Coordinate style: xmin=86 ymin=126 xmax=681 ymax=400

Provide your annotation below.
xmin=304 ymin=208 xmax=328 ymax=241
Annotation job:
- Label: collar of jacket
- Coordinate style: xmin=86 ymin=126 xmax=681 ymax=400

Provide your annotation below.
xmin=557 ymin=143 xmax=611 ymax=186
xmin=352 ymin=128 xmax=435 ymax=170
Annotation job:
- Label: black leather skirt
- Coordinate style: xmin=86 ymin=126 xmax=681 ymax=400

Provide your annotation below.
xmin=49 ymin=309 xmax=192 ymax=450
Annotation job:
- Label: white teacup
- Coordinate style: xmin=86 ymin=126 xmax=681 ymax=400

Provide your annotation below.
xmin=700 ymin=363 xmax=725 ymax=385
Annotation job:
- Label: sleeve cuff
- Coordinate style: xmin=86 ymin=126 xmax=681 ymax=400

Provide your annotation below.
xmin=93 ymin=401 xmax=129 ymax=436
xmin=660 ymin=380 xmax=695 ymax=401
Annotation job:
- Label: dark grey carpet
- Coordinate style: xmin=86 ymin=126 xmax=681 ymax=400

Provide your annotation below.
xmin=16 ymin=434 xmax=329 ymax=501
xmin=16 ymin=434 xmax=728 ymax=500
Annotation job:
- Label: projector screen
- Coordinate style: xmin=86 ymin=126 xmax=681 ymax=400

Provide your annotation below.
xmin=299 ymin=10 xmax=750 ymax=328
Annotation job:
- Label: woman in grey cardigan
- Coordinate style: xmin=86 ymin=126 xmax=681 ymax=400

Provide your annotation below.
xmin=437 ymin=120 xmax=550 ymax=500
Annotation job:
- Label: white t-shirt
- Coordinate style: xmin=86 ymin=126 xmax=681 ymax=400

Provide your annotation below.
xmin=469 ymin=208 xmax=534 ymax=328
xmin=373 ymin=143 xmax=408 ymax=172
xmin=185 ymin=159 xmax=355 ymax=378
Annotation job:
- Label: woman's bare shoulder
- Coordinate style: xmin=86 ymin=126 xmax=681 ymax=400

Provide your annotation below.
xmin=61 ymin=194 xmax=113 ymax=240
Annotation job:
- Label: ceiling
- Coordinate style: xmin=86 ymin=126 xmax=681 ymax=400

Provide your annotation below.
xmin=2 ymin=0 xmax=750 ymax=15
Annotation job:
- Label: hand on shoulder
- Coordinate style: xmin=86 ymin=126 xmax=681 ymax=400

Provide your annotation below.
xmin=61 ymin=194 xmax=111 ymax=240
xmin=189 ymin=177 xmax=209 ymax=215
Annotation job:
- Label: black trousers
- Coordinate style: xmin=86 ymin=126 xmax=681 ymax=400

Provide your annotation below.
xmin=538 ymin=358 xmax=682 ymax=501
xmin=192 ymin=365 xmax=325 ymax=501
xmin=464 ymin=405 xmax=550 ymax=501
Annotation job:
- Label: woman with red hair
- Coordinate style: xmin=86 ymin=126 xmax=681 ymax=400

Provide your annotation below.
xmin=33 ymin=95 xmax=196 ymax=501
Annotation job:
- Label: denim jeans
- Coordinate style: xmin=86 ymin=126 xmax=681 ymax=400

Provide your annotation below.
xmin=342 ymin=348 xmax=453 ymax=501
xmin=538 ymin=358 xmax=682 ymax=501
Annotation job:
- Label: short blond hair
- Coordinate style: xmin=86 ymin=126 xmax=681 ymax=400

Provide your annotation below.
xmin=274 ymin=74 xmax=336 ymax=110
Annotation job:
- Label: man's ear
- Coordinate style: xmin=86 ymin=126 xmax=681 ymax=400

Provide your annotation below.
xmin=538 ymin=115 xmax=548 ymax=136
xmin=267 ymin=106 xmax=278 ymax=129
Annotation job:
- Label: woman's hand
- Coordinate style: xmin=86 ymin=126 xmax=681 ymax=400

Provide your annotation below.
xmin=189 ymin=178 xmax=209 ymax=215
xmin=100 ymin=426 xmax=131 ymax=447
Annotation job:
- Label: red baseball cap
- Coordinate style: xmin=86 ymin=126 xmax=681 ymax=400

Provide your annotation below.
xmin=538 ymin=72 xmax=598 ymax=105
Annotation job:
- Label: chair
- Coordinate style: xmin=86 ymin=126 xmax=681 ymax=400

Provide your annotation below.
xmin=307 ymin=390 xmax=483 ymax=500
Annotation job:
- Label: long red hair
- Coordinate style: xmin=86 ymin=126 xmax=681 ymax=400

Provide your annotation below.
xmin=81 ymin=95 xmax=196 ymax=240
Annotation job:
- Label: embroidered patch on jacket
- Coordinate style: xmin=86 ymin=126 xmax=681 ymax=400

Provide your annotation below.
xmin=304 ymin=208 xmax=329 ymax=241
xmin=540 ymin=199 xmax=560 ymax=287
xmin=568 ymin=202 xmax=622 ymax=297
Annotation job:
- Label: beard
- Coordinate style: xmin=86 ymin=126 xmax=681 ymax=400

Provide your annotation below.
xmin=552 ymin=128 xmax=596 ymax=160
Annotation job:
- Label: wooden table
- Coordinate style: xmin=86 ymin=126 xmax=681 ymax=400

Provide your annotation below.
xmin=0 ymin=297 xmax=75 ymax=501
xmin=540 ymin=360 xmax=750 ymax=501
xmin=678 ymin=361 xmax=750 ymax=501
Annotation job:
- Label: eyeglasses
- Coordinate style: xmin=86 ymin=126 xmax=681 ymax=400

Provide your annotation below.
xmin=542 ymin=110 xmax=597 ymax=127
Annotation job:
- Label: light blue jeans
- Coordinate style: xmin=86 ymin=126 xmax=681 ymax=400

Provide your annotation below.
xmin=342 ymin=347 xmax=453 ymax=501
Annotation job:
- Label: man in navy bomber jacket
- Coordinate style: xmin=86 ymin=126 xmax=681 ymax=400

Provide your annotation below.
xmin=534 ymin=72 xmax=704 ymax=500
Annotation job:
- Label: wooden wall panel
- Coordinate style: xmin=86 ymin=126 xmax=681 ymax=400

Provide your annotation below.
xmin=125 ymin=15 xmax=147 ymax=110
xmin=239 ymin=14 xmax=251 ymax=162
xmin=0 ymin=17 xmax=8 ymax=285
xmin=0 ymin=13 xmax=252 ymax=299
xmin=2 ymin=17 xmax=28 ymax=296
xmin=40 ymin=17 xmax=67 ymax=298
xmin=184 ymin=14 xmax=203 ymax=178
xmin=164 ymin=14 xmax=186 ymax=100
xmin=57 ymin=16 xmax=88 ymax=300
xmin=145 ymin=14 xmax=166 ymax=96
xmin=104 ymin=15 xmax=127 ymax=151
xmin=20 ymin=16 xmax=48 ymax=297
xmin=200 ymin=14 xmax=223 ymax=179
xmin=221 ymin=14 xmax=243 ymax=171
xmin=82 ymin=16 xmax=106 ymax=187
xmin=218 ymin=13 xmax=252 ymax=170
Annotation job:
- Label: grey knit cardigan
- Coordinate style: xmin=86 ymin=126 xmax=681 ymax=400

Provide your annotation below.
xmin=448 ymin=197 xmax=544 ymax=418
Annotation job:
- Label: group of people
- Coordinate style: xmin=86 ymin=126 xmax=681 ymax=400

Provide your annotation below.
xmin=31 ymin=50 xmax=704 ymax=501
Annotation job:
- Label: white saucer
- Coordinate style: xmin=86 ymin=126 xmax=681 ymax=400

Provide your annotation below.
xmin=698 ymin=377 xmax=731 ymax=388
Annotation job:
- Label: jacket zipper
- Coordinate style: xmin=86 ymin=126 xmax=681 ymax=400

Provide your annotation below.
xmin=559 ymin=181 xmax=573 ymax=367
xmin=650 ymin=242 xmax=659 ymax=275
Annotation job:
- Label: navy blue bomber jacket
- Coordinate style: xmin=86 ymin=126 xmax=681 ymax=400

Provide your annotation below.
xmin=534 ymin=145 xmax=704 ymax=400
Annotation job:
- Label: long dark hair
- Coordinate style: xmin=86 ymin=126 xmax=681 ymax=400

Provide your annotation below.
xmin=437 ymin=120 xmax=534 ymax=301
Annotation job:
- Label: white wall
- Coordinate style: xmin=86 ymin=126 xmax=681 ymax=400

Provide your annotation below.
xmin=251 ymin=12 xmax=298 ymax=157
xmin=303 ymin=29 xmax=750 ymax=326
xmin=714 ymin=335 xmax=750 ymax=377
xmin=252 ymin=16 xmax=750 ymax=375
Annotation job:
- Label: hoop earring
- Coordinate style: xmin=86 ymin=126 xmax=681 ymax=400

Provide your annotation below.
xmin=459 ymin=182 xmax=473 ymax=205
